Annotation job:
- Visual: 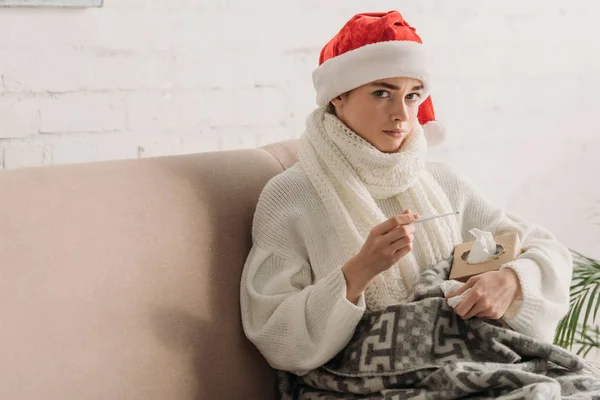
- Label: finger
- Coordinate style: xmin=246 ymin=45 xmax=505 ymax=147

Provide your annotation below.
xmin=391 ymin=233 xmax=414 ymax=253
xmin=376 ymin=211 xmax=415 ymax=235
xmin=475 ymin=310 xmax=494 ymax=319
xmin=453 ymin=289 xmax=479 ymax=318
xmin=383 ymin=222 xmax=415 ymax=243
xmin=447 ymin=277 xmax=477 ymax=299
xmin=392 ymin=241 xmax=413 ymax=260
xmin=476 ymin=305 xmax=504 ymax=320
xmin=463 ymin=299 xmax=488 ymax=320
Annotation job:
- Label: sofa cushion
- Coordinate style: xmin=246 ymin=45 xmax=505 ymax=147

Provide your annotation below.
xmin=0 ymin=140 xmax=299 ymax=399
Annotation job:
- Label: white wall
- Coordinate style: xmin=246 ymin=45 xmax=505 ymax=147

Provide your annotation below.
xmin=0 ymin=3 xmax=599 ymax=256
xmin=1 ymin=0 xmax=600 ymax=359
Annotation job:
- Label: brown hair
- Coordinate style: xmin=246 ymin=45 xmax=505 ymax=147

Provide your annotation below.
xmin=326 ymin=102 xmax=336 ymax=115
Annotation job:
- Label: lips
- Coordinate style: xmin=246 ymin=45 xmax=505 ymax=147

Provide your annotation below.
xmin=383 ymin=130 xmax=406 ymax=139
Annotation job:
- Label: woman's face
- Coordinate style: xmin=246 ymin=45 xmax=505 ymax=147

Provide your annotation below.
xmin=330 ymin=77 xmax=424 ymax=153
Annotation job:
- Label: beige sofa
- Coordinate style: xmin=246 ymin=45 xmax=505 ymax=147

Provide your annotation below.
xmin=0 ymin=140 xmax=300 ymax=399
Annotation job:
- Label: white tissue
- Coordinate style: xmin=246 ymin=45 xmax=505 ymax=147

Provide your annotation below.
xmin=467 ymin=228 xmax=496 ymax=264
xmin=440 ymin=280 xmax=470 ymax=308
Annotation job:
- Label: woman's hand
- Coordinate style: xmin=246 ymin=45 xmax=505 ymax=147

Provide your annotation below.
xmin=447 ymin=269 xmax=522 ymax=320
xmin=342 ymin=209 xmax=418 ymax=304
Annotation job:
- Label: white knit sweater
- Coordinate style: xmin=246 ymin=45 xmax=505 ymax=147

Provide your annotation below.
xmin=240 ymin=161 xmax=573 ymax=376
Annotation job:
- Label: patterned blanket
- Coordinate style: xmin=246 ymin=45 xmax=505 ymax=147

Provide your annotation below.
xmin=278 ymin=256 xmax=600 ymax=399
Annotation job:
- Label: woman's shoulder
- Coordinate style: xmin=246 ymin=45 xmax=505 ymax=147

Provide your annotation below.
xmin=424 ymin=161 xmax=475 ymax=204
xmin=425 ymin=161 xmax=495 ymax=212
xmin=254 ymin=163 xmax=320 ymax=222
xmin=425 ymin=161 xmax=465 ymax=187
xmin=425 ymin=161 xmax=459 ymax=178
xmin=262 ymin=162 xmax=312 ymax=190
xmin=259 ymin=163 xmax=316 ymax=204
xmin=252 ymin=164 xmax=320 ymax=252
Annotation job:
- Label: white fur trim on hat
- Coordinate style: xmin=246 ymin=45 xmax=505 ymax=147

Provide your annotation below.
xmin=422 ymin=120 xmax=446 ymax=147
xmin=312 ymin=40 xmax=431 ymax=107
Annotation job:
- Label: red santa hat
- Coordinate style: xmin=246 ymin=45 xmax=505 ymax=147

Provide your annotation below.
xmin=312 ymin=11 xmax=445 ymax=147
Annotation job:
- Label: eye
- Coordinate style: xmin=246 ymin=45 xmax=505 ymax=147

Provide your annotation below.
xmin=373 ymin=90 xmax=391 ymax=98
xmin=406 ymin=93 xmax=422 ymax=101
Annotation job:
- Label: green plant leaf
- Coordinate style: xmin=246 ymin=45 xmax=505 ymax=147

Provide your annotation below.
xmin=554 ymin=248 xmax=600 ymax=353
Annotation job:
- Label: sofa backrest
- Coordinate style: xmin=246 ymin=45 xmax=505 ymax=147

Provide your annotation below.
xmin=0 ymin=139 xmax=299 ymax=400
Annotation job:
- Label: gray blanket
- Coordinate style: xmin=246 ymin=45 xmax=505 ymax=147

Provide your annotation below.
xmin=278 ymin=256 xmax=600 ymax=399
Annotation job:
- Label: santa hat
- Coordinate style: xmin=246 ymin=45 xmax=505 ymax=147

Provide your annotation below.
xmin=312 ymin=11 xmax=445 ymax=147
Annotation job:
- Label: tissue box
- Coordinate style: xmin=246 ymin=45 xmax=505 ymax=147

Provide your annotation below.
xmin=449 ymin=232 xmax=524 ymax=282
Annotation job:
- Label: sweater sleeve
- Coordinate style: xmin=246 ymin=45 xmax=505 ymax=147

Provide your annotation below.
xmin=429 ymin=162 xmax=572 ymax=343
xmin=239 ymin=178 xmax=366 ymax=376
xmin=494 ymin=212 xmax=572 ymax=343
xmin=240 ymin=245 xmax=366 ymax=376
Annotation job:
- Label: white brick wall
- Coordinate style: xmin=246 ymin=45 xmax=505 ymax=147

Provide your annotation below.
xmin=3 ymin=144 xmax=49 ymax=169
xmin=0 ymin=0 xmax=598 ymax=250
xmin=0 ymin=0 xmax=599 ymax=359
xmin=1 ymin=0 xmax=600 ymax=332
xmin=0 ymin=95 xmax=39 ymax=138
xmin=40 ymin=93 xmax=125 ymax=133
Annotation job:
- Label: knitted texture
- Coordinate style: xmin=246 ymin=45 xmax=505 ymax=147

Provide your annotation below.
xmin=240 ymin=114 xmax=573 ymax=375
xmin=297 ymin=106 xmax=461 ymax=311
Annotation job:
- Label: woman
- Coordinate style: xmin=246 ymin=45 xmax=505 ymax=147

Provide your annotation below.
xmin=239 ymin=10 xmax=572 ymax=377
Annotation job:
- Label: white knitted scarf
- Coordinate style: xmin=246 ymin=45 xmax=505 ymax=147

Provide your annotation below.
xmin=298 ymin=106 xmax=462 ymax=311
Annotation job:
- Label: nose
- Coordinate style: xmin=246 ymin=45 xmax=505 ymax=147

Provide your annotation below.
xmin=390 ymin=98 xmax=409 ymax=123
